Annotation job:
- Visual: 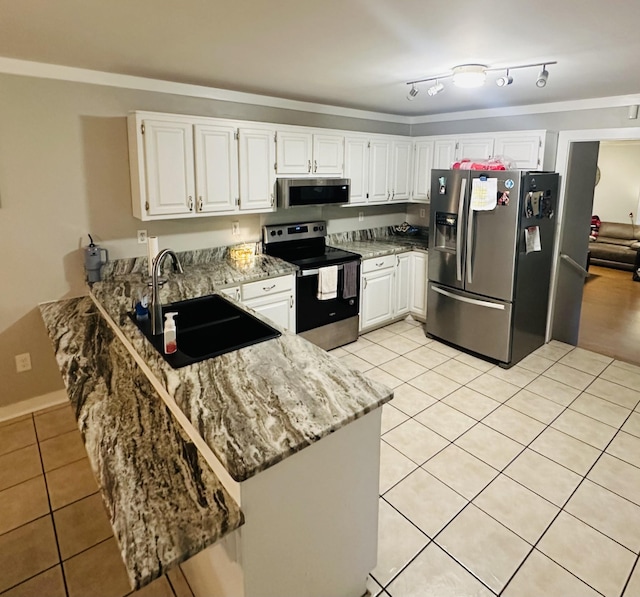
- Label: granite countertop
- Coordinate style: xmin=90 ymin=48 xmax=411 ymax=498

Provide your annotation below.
xmin=40 ymin=297 xmax=244 ymax=590
xmin=327 ymin=227 xmax=429 ymax=259
xmin=90 ymin=255 xmax=393 ymax=483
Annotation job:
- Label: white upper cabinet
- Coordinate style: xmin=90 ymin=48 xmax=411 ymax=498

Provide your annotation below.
xmin=139 ymin=119 xmax=195 ymax=218
xmin=457 ymin=136 xmax=495 ymax=162
xmin=276 ymin=131 xmax=312 ymax=174
xmin=412 ymin=140 xmax=434 ymax=203
xmin=390 ymin=140 xmax=413 ymax=202
xmin=368 ymin=138 xmax=391 ymax=203
xmin=494 ymin=131 xmax=557 ymax=170
xmin=433 ymin=138 xmax=457 ymax=170
xmin=238 ymin=127 xmax=276 ymax=211
xmin=276 ymin=130 xmax=344 ymax=176
xmin=194 ymin=124 xmax=238 ymax=213
xmin=344 ymin=136 xmax=369 ymax=205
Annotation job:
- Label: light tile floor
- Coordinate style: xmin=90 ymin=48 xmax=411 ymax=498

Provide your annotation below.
xmin=2 ymin=317 xmax=640 ymax=596
xmin=330 ymin=317 xmax=640 ymax=597
xmin=0 ymin=404 xmax=194 ymax=597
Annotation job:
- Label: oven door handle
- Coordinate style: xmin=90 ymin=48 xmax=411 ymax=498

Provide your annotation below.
xmin=299 ymin=264 xmax=346 ymax=277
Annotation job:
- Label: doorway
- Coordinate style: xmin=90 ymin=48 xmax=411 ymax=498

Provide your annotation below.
xmin=550 ymin=127 xmax=640 ymax=364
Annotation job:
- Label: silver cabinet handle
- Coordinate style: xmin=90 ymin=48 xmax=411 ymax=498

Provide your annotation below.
xmin=187 ymin=196 xmax=193 ymax=211
xmin=376 ymin=261 xmax=384 ymax=267
xmin=308 ymin=160 xmax=312 ymax=173
xmin=197 ymin=196 xmax=203 ymax=211
xmin=290 ymin=296 xmax=294 ymax=308
xmin=263 ymin=284 xmax=276 ymax=292
xmin=314 ymin=159 xmax=317 ymax=173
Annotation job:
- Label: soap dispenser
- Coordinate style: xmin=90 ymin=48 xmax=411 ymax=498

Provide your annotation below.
xmin=163 ymin=312 xmax=178 ymax=354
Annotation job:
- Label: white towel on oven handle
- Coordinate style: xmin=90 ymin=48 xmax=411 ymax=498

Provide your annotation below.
xmin=317 ymin=265 xmax=338 ymax=300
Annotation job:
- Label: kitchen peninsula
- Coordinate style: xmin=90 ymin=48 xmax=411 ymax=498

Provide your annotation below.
xmin=40 ymin=246 xmax=393 ymax=597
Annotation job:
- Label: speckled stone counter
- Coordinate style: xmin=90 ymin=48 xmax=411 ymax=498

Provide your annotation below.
xmin=91 ymin=268 xmax=392 ymax=481
xmin=39 ymin=297 xmax=244 ymax=590
xmin=328 ymin=226 xmax=429 ymax=258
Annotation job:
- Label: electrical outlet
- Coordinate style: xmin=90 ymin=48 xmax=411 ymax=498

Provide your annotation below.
xmin=420 ymin=209 xmax=426 ymax=218
xmin=232 ymin=221 xmax=240 ymax=236
xmin=137 ymin=230 xmax=148 ymax=244
xmin=358 ymin=212 xmax=364 ymax=222
xmin=15 ymin=353 xmax=31 ymax=373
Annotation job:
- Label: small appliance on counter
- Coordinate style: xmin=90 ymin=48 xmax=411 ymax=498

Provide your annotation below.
xmin=263 ymin=221 xmax=361 ymax=350
xmin=83 ymin=234 xmax=109 ymax=282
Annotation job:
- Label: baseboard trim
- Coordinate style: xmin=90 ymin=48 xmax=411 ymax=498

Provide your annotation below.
xmin=0 ymin=389 xmax=68 ymax=422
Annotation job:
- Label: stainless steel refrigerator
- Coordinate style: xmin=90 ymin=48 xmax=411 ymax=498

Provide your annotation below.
xmin=427 ymin=169 xmax=559 ymax=367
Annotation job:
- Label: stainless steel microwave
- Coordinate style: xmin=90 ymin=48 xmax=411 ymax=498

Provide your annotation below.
xmin=277 ymin=178 xmax=350 ymax=208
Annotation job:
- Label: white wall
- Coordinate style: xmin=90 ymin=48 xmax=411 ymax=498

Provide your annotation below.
xmin=592 ymin=141 xmax=640 ymax=224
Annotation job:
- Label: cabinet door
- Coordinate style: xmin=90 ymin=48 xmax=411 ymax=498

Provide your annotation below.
xmin=433 ymin=139 xmax=457 ymax=169
xmin=313 ymin=134 xmax=344 ymax=175
xmin=412 ymin=141 xmax=434 ymax=202
xmin=219 ymin=286 xmax=241 ymax=301
xmin=457 ymin=136 xmax=494 ymax=161
xmin=238 ymin=128 xmax=276 ymax=211
xmin=344 ymin=136 xmax=369 ymax=205
xmin=276 ymin=131 xmax=313 ymax=175
xmin=244 ymin=293 xmax=293 ymax=332
xmin=194 ymin=124 xmax=238 ymax=213
xmin=395 ymin=253 xmax=411 ymax=316
xmin=143 ymin=120 xmax=195 ymax=216
xmin=369 ymin=139 xmax=391 ymax=203
xmin=391 ymin=140 xmax=412 ymax=202
xmin=360 ymin=268 xmax=394 ymax=330
xmin=410 ymin=252 xmax=427 ymax=319
xmin=494 ymin=133 xmax=542 ymax=169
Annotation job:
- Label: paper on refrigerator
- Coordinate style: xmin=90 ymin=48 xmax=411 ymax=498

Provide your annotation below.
xmin=470 ymin=178 xmax=498 ymax=211
xmin=525 ymin=226 xmax=542 ymax=253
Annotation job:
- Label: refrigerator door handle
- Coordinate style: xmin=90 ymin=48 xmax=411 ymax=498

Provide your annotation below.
xmin=456 ymin=178 xmax=466 ymax=282
xmin=432 ymin=285 xmax=506 ymax=310
xmin=466 ymin=201 xmax=475 ymax=284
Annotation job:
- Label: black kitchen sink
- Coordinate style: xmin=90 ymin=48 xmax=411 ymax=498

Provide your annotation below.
xmin=129 ymin=294 xmax=281 ymax=368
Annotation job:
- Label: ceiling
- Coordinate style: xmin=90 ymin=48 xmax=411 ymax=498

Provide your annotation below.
xmin=2 ymin=0 xmax=640 ymax=117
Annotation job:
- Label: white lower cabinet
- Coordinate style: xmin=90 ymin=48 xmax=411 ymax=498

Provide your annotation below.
xmin=241 ymin=274 xmax=295 ymax=332
xmin=360 ymin=251 xmax=428 ymax=332
xmin=360 ymin=260 xmax=395 ymax=331
xmin=410 ymin=252 xmax=428 ymax=320
xmin=219 ymin=275 xmax=295 ymax=332
xmin=395 ymin=253 xmax=411 ymax=317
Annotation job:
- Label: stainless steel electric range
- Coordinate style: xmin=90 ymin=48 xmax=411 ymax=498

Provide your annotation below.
xmin=262 ymin=221 xmax=361 ymax=350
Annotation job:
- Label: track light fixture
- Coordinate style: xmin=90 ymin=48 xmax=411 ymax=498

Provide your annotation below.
xmin=496 ymin=69 xmax=513 ymax=87
xmin=427 ymin=80 xmax=444 ymax=96
xmin=406 ymin=61 xmax=556 ymax=100
xmin=406 ymin=84 xmax=419 ymax=100
xmin=536 ymin=65 xmax=549 ymax=88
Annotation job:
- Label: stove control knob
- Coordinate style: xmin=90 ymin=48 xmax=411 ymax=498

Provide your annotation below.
xmin=277 ymin=230 xmax=283 ymax=235
xmin=270 ymin=230 xmax=276 ymax=236
xmin=320 ymin=225 xmax=325 ymax=231
xmin=313 ymin=226 xmax=318 ymax=232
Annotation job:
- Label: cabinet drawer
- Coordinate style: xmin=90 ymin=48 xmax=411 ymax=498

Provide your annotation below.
xmin=241 ymin=275 xmax=293 ymax=300
xmin=362 ymin=254 xmax=396 ymax=273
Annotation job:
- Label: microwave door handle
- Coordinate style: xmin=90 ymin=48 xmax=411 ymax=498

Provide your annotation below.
xmin=456 ymin=177 xmax=466 ymax=282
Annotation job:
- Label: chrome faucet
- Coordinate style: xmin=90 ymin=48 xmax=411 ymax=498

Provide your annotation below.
xmin=150 ymin=249 xmax=184 ymax=335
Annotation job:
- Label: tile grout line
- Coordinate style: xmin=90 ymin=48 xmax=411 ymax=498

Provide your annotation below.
xmin=33 ymin=414 xmax=71 ymax=597
xmin=370 ymin=325 xmax=640 ymax=594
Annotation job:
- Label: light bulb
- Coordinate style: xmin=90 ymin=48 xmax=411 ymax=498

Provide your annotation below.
xmin=427 ymin=82 xmax=444 ymax=96
xmin=406 ymin=85 xmax=419 ymax=101
xmin=496 ymin=70 xmax=513 ymax=87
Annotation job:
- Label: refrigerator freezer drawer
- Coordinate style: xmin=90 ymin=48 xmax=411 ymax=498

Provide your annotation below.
xmin=426 ymin=283 xmax=513 ymax=363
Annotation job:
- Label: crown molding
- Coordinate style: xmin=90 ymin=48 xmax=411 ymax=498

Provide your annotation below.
xmin=0 ymin=57 xmax=409 ymax=124
xmin=2 ymin=57 xmax=640 ymax=127
xmin=407 ymin=94 xmax=640 ymax=124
